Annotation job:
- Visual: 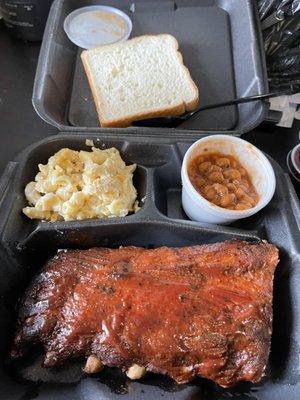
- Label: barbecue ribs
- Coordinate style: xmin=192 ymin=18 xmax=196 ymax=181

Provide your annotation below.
xmin=11 ymin=240 xmax=279 ymax=387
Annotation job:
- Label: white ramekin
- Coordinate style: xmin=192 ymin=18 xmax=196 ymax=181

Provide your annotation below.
xmin=181 ymin=135 xmax=276 ymax=225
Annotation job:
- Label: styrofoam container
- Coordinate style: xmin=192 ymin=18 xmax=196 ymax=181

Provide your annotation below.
xmin=33 ymin=0 xmax=268 ymax=133
xmin=181 ymin=135 xmax=276 ymax=224
xmin=1 ymin=134 xmax=300 ymax=400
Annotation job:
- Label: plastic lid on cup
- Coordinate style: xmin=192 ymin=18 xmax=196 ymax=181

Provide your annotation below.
xmin=287 ymin=143 xmax=300 ymax=182
xmin=64 ymin=5 xmax=132 ymax=49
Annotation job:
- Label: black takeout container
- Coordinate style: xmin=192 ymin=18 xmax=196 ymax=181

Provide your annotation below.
xmin=32 ymin=0 xmax=268 ymax=135
xmin=0 ymin=133 xmax=300 ymax=400
xmin=0 ymin=1 xmax=298 ymax=399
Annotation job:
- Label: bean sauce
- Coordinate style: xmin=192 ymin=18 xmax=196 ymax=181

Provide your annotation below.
xmin=188 ymin=152 xmax=259 ymax=210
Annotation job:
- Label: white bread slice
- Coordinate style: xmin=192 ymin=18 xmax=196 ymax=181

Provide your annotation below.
xmin=81 ymin=34 xmax=199 ymax=127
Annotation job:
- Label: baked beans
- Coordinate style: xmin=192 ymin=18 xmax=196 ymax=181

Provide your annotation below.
xmin=188 ymin=152 xmax=259 ymax=210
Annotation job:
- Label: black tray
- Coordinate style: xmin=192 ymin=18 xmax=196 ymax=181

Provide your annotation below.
xmin=32 ymin=0 xmax=268 ymax=135
xmin=0 ymin=133 xmax=300 ymax=400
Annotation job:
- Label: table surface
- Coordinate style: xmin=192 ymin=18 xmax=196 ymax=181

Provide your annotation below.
xmin=0 ymin=21 xmax=299 ymax=195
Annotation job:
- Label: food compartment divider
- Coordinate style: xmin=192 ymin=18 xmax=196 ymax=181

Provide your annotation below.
xmin=0 ymin=133 xmax=300 ymax=400
xmin=0 ymin=134 xmax=262 ymax=262
xmin=32 ymin=0 xmax=268 ymax=135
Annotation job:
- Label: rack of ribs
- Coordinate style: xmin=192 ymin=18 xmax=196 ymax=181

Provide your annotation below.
xmin=10 ymin=240 xmax=279 ymax=387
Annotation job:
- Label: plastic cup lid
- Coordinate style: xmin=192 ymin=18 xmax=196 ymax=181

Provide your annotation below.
xmin=64 ymin=5 xmax=132 ymax=49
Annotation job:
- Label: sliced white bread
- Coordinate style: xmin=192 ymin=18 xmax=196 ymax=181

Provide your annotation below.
xmin=81 ymin=34 xmax=199 ymax=127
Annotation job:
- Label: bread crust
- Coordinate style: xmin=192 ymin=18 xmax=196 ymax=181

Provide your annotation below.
xmin=81 ymin=34 xmax=199 ymax=128
xmin=81 ymin=50 xmax=106 ymax=126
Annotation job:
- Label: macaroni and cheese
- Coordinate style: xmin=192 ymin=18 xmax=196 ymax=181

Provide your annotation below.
xmin=23 ymin=147 xmax=139 ymax=221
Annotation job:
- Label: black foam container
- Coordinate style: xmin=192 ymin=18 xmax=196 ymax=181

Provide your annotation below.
xmin=0 ymin=133 xmax=300 ymax=400
xmin=32 ymin=0 xmax=268 ymax=135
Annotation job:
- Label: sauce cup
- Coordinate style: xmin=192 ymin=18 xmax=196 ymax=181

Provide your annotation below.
xmin=181 ymin=135 xmax=276 ymax=225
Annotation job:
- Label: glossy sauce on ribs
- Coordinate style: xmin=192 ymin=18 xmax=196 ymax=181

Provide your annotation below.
xmin=11 ymin=240 xmax=279 ymax=387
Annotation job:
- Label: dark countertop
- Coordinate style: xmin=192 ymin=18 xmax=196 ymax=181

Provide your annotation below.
xmin=0 ymin=20 xmax=299 ymax=195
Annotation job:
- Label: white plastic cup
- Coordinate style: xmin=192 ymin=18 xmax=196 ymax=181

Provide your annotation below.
xmin=181 ymin=135 xmax=276 ymax=225
xmin=287 ymin=143 xmax=300 ymax=182
xmin=64 ymin=6 xmax=132 ymax=49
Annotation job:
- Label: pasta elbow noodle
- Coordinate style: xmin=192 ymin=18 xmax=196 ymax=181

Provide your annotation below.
xmin=22 ymin=147 xmax=139 ymax=222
